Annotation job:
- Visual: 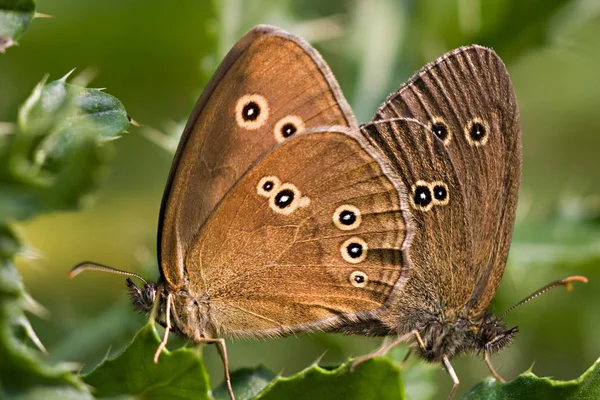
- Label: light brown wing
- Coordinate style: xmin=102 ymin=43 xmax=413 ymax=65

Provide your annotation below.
xmin=158 ymin=25 xmax=358 ymax=286
xmin=183 ymin=127 xmax=410 ymax=338
xmin=370 ymin=46 xmax=521 ymax=316
xmin=361 ymin=119 xmax=472 ymax=323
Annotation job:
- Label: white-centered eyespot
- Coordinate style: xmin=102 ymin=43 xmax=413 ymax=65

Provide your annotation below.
xmin=333 ymin=204 xmax=362 ymax=231
xmin=430 ymin=117 xmax=452 ymax=145
xmin=350 ymin=270 xmax=369 ymax=288
xmin=340 ymin=237 xmax=368 ymax=264
xmin=268 ymin=183 xmax=310 ymax=215
xmin=430 ymin=181 xmax=450 ymax=206
xmin=235 ymin=94 xmax=269 ymax=130
xmin=257 ymin=176 xmax=281 ymax=197
xmin=274 ymin=115 xmax=305 ymax=143
xmin=465 ymin=117 xmax=489 ymax=146
xmin=410 ymin=180 xmax=433 ymax=212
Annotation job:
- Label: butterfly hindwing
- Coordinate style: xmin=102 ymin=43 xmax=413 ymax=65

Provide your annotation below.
xmin=183 ymin=127 xmax=410 ymax=337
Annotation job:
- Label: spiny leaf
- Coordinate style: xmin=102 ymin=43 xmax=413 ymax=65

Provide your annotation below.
xmin=0 ymin=224 xmax=93 ymax=400
xmin=0 ymin=74 xmax=130 ymax=220
xmin=0 ymin=70 xmax=129 ymax=399
xmin=255 ymin=358 xmax=405 ymax=400
xmin=463 ymin=357 xmax=600 ymax=399
xmin=214 ymin=366 xmax=275 ymax=400
xmin=0 ymin=0 xmax=37 ymax=53
xmin=83 ymin=323 xmax=212 ymax=400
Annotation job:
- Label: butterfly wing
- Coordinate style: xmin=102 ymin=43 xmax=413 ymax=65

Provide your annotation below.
xmin=159 ymin=25 xmax=358 ymax=287
xmin=369 ymin=45 xmax=521 ymax=316
xmin=184 ymin=127 xmax=410 ymax=337
xmin=361 ymin=118 xmax=473 ymax=324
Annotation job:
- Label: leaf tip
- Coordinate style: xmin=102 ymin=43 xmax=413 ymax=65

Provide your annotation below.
xmin=60 ymin=68 xmax=77 ymax=82
xmin=34 ymin=12 xmax=54 ymax=19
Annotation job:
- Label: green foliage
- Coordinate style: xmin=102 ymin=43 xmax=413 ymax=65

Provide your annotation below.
xmin=0 ymin=74 xmax=129 ymax=220
xmin=0 ymin=0 xmax=37 ymax=53
xmin=464 ymin=359 xmax=600 ymax=399
xmin=83 ymin=323 xmax=211 ymax=400
xmin=79 ymin=324 xmax=600 ymax=399
xmin=214 ymin=367 xmax=275 ymax=400
xmin=0 ymin=73 xmax=129 ymax=399
xmin=254 ymin=359 xmax=405 ymax=400
xmin=81 ymin=322 xmax=406 ymax=400
xmin=0 ymin=225 xmax=90 ymax=400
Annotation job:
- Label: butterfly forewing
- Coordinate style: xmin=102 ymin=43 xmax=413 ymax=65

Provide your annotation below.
xmin=159 ymin=26 xmax=358 ymax=287
xmin=371 ymin=46 xmax=521 ymax=316
xmin=183 ymin=127 xmax=410 ymax=338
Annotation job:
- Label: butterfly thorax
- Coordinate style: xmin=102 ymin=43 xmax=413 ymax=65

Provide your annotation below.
xmin=406 ymin=310 xmax=518 ymax=362
xmin=127 ymin=278 xmax=217 ymax=340
xmin=167 ymin=284 xmax=218 ymax=341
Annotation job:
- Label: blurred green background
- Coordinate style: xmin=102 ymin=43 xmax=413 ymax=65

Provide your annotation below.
xmin=2 ymin=0 xmax=600 ymax=398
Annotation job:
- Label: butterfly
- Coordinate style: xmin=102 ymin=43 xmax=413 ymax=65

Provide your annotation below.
xmin=71 ymin=25 xmax=586 ymax=399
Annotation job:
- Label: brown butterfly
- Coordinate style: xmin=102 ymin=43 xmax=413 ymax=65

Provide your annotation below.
xmin=71 ymin=25 xmax=586 ymax=399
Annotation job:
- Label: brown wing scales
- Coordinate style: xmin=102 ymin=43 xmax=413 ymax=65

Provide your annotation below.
xmin=159 ymin=26 xmax=358 ymax=287
xmin=371 ymin=46 xmax=521 ymax=316
xmin=184 ymin=128 xmax=409 ymax=337
xmin=361 ymin=119 xmax=472 ymax=324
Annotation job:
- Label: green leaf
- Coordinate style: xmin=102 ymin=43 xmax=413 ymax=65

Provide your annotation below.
xmin=0 ymin=0 xmax=36 ymax=53
xmin=463 ymin=357 xmax=600 ymax=399
xmin=0 ymin=74 xmax=130 ymax=220
xmin=255 ymin=358 xmax=405 ymax=400
xmin=214 ymin=366 xmax=276 ymax=400
xmin=83 ymin=323 xmax=212 ymax=400
xmin=0 ymin=223 xmax=93 ymax=400
xmin=0 ymin=69 xmax=129 ymax=399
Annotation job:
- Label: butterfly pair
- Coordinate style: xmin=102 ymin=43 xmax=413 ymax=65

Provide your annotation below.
xmin=72 ymin=25 xmax=586 ymax=400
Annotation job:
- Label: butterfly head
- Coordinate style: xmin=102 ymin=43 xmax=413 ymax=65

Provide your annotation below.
xmin=477 ymin=315 xmax=518 ymax=355
xmin=126 ymin=278 xmax=158 ymax=314
xmin=413 ymin=312 xmax=517 ymax=361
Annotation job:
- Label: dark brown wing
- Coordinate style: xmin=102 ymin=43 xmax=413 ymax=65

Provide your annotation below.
xmin=158 ymin=25 xmax=358 ymax=287
xmin=361 ymin=119 xmax=473 ymax=322
xmin=369 ymin=45 xmax=521 ymax=316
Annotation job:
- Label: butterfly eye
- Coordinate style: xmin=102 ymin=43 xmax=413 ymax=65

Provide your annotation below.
xmin=333 ymin=204 xmax=362 ymax=230
xmin=274 ymin=115 xmax=305 ymax=143
xmin=350 ymin=271 xmax=369 ymax=288
xmin=465 ymin=118 xmax=489 ymax=146
xmin=430 ymin=118 xmax=451 ymax=144
xmin=430 ymin=181 xmax=450 ymax=206
xmin=268 ymin=183 xmax=310 ymax=215
xmin=341 ymin=237 xmax=368 ymax=264
xmin=410 ymin=181 xmax=433 ymax=211
xmin=235 ymin=94 xmax=269 ymax=130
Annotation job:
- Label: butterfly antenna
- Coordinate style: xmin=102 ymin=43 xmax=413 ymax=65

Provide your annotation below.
xmin=69 ymin=262 xmax=148 ymax=285
xmin=499 ymin=275 xmax=587 ymax=319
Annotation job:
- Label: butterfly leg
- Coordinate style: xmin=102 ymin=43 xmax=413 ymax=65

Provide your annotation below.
xmin=484 ymin=350 xmax=506 ymax=383
xmin=400 ymin=348 xmax=412 ymax=367
xmin=153 ymin=292 xmax=172 ymax=363
xmin=350 ymin=329 xmax=419 ymax=372
xmin=442 ymin=355 xmax=459 ymax=400
xmin=201 ymin=338 xmax=235 ymax=400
